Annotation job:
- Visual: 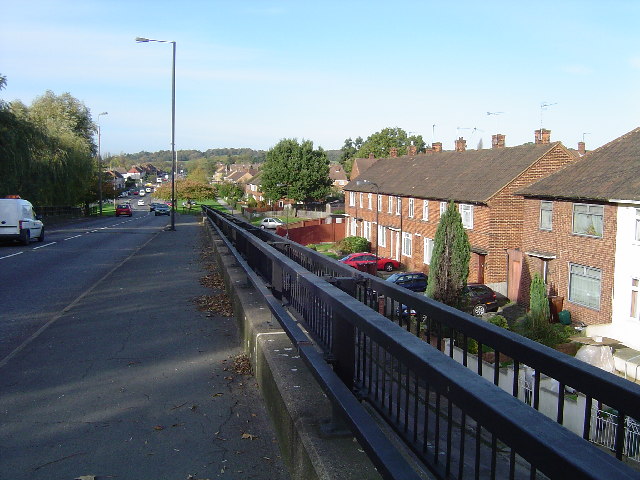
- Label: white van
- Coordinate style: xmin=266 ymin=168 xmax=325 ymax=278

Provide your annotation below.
xmin=0 ymin=196 xmax=45 ymax=245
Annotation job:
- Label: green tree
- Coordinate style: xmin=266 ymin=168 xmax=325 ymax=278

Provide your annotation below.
xmin=425 ymin=201 xmax=471 ymax=308
xmin=339 ymin=136 xmax=363 ymax=175
xmin=355 ymin=127 xmax=425 ymax=159
xmin=261 ymin=138 xmax=332 ymax=204
xmin=529 ymin=273 xmax=550 ymax=327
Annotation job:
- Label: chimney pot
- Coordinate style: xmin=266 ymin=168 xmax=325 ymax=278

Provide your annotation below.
xmin=492 ymin=134 xmax=506 ymax=149
xmin=578 ymin=141 xmax=586 ymax=156
xmin=408 ymin=144 xmax=417 ymax=156
xmin=535 ymin=129 xmax=551 ymax=144
xmin=455 ymin=137 xmax=467 ymax=152
xmin=390 ymin=147 xmax=398 ymax=158
xmin=432 ymin=142 xmax=442 ymax=153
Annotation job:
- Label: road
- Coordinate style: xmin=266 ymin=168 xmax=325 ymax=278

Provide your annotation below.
xmin=0 ymin=202 xmax=165 ymax=362
xmin=0 ymin=206 xmax=290 ymax=480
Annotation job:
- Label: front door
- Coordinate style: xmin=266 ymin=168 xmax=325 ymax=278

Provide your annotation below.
xmin=507 ymin=249 xmax=523 ymax=302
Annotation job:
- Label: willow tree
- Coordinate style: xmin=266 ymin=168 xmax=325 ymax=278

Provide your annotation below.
xmin=425 ymin=201 xmax=471 ymax=308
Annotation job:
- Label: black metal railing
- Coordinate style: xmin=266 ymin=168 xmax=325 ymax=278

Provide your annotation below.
xmin=203 ymin=206 xmax=640 ymax=480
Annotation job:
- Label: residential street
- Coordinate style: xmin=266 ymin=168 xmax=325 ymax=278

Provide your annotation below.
xmin=0 ymin=214 xmax=289 ymax=480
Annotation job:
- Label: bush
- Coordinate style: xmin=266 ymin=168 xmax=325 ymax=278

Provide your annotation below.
xmin=513 ymin=314 xmax=573 ymax=348
xmin=336 ymin=236 xmax=370 ymax=255
xmin=488 ymin=315 xmax=509 ymax=330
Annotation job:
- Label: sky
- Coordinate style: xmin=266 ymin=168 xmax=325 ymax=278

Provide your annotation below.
xmin=2 ymin=1 xmax=639 ymax=156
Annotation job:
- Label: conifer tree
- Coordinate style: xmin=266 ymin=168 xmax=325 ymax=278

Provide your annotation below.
xmin=529 ymin=273 xmax=550 ymax=327
xmin=425 ymin=201 xmax=471 ymax=308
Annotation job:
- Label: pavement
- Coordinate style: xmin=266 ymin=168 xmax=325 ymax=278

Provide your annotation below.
xmin=0 ymin=213 xmax=289 ymax=480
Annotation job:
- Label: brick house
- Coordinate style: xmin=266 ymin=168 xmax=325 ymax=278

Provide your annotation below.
xmin=343 ymin=130 xmax=578 ymax=296
xmin=329 ymin=163 xmax=349 ymax=190
xmin=518 ymin=127 xmax=640 ymax=347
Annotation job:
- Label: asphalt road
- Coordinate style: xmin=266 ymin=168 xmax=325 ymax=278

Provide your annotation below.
xmin=0 ymin=210 xmax=289 ymax=480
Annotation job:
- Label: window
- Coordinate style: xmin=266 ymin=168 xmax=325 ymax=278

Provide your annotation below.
xmin=572 ymin=203 xmax=603 ymax=237
xmin=408 ymin=198 xmax=415 ymax=218
xmin=377 ymin=194 xmax=382 ymax=212
xmin=635 ymin=208 xmax=640 ymax=242
xmin=440 ymin=201 xmax=447 ymax=217
xmin=363 ymin=221 xmax=371 ymax=241
xmin=388 ymin=196 xmax=393 ymax=214
xmin=540 ymin=201 xmax=553 ymax=231
xmin=349 ymin=191 xmax=355 ymax=207
xmin=396 ymin=197 xmax=402 ymax=216
xmin=632 ymin=278 xmax=640 ymax=319
xmin=402 ymin=232 xmax=412 ymax=256
xmin=378 ymin=225 xmax=387 ymax=247
xmin=459 ymin=204 xmax=473 ymax=229
xmin=569 ymin=264 xmax=601 ymax=309
xmin=359 ymin=192 xmax=363 ymax=209
xmin=423 ymin=237 xmax=434 ymax=264
xmin=422 ymin=200 xmax=429 ymax=221
xmin=350 ymin=218 xmax=357 ymax=236
xmin=367 ymin=193 xmax=372 ymax=210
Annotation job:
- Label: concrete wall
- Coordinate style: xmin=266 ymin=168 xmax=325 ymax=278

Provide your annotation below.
xmin=204 ymin=221 xmax=383 ymax=480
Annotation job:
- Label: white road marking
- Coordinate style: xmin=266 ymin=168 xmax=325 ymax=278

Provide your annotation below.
xmin=33 ymin=242 xmax=56 ymax=250
xmin=64 ymin=234 xmax=83 ymax=241
xmin=0 ymin=252 xmax=23 ymax=260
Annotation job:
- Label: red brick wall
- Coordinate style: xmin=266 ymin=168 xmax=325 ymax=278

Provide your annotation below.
xmin=521 ymin=199 xmax=617 ymax=325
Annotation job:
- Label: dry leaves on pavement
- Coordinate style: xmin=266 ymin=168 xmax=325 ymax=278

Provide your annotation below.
xmin=232 ymin=353 xmax=252 ymax=375
xmin=192 ymin=293 xmax=234 ymax=317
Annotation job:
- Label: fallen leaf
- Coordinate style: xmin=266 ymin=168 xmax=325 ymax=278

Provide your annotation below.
xmin=211 ymin=393 xmax=224 ymax=398
xmin=152 ymin=425 xmax=165 ymax=431
xmin=241 ymin=433 xmax=257 ymax=440
xmin=75 ymin=476 xmax=96 ymax=480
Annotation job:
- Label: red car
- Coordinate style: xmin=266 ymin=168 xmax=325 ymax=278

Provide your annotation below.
xmin=115 ymin=204 xmax=133 ymax=217
xmin=339 ymin=253 xmax=400 ymax=272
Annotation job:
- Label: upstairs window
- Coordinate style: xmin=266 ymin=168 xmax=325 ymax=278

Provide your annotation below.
xmin=540 ymin=201 xmax=553 ymax=231
xmin=359 ymin=192 xmax=363 ymax=209
xmin=388 ymin=196 xmax=393 ymax=214
xmin=396 ymin=197 xmax=402 ymax=216
xmin=631 ymin=278 xmax=639 ymax=320
xmin=459 ymin=204 xmax=473 ymax=229
xmin=377 ymin=194 xmax=382 ymax=212
xmin=408 ymin=198 xmax=415 ymax=218
xmin=349 ymin=191 xmax=355 ymax=207
xmin=423 ymin=200 xmax=429 ymax=221
xmin=573 ymin=203 xmax=603 ymax=237
xmin=367 ymin=193 xmax=372 ymax=210
xmin=635 ymin=208 xmax=640 ymax=242
xmin=440 ymin=201 xmax=447 ymax=217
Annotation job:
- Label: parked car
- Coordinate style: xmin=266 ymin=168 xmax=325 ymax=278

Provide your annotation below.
xmin=115 ymin=204 xmax=133 ymax=217
xmin=462 ymin=284 xmax=499 ymax=316
xmin=260 ymin=217 xmax=284 ymax=229
xmin=137 ymin=199 xmax=145 ymax=206
xmin=339 ymin=253 xmax=400 ymax=272
xmin=386 ymin=272 xmax=428 ymax=292
xmin=0 ymin=195 xmax=44 ymax=245
xmin=149 ymin=202 xmax=162 ymax=211
xmin=154 ymin=204 xmax=171 ymax=216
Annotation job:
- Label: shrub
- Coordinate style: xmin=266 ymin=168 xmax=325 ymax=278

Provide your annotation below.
xmin=488 ymin=315 xmax=509 ymax=330
xmin=336 ymin=236 xmax=370 ymax=255
xmin=513 ymin=314 xmax=573 ymax=348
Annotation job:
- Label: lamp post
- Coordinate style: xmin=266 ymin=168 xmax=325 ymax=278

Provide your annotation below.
xmin=97 ymin=112 xmax=108 ymax=216
xmin=136 ymin=36 xmax=176 ymax=231
xmin=356 ymin=179 xmax=379 ymax=258
xmin=276 ymin=183 xmax=291 ymax=238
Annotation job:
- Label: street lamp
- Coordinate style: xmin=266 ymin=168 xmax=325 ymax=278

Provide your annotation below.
xmin=97 ymin=111 xmax=108 ymax=216
xmin=276 ymin=183 xmax=291 ymax=238
xmin=356 ymin=179 xmax=379 ymax=258
xmin=136 ymin=36 xmax=176 ymax=231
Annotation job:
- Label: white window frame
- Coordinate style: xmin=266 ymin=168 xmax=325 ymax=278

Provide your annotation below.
xmin=540 ymin=200 xmax=553 ymax=231
xmin=635 ymin=208 xmax=640 ymax=242
xmin=440 ymin=201 xmax=447 ymax=217
xmin=422 ymin=200 xmax=429 ymax=221
xmin=423 ymin=237 xmax=434 ymax=265
xmin=367 ymin=193 xmax=372 ymax=210
xmin=459 ymin=204 xmax=474 ymax=229
xmin=349 ymin=191 xmax=355 ymax=207
xmin=378 ymin=225 xmax=387 ymax=247
xmin=396 ymin=197 xmax=402 ymax=216
xmin=359 ymin=192 xmax=363 ymax=209
xmin=572 ymin=203 xmax=604 ymax=237
xmin=363 ymin=221 xmax=371 ymax=241
xmin=350 ymin=217 xmax=357 ymax=236
xmin=631 ymin=278 xmax=640 ymax=320
xmin=408 ymin=198 xmax=415 ymax=218
xmin=377 ymin=194 xmax=382 ymax=212
xmin=402 ymin=232 xmax=412 ymax=256
xmin=388 ymin=196 xmax=393 ymax=214
xmin=568 ymin=263 xmax=602 ymax=310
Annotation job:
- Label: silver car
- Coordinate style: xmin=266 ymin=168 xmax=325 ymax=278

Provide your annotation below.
xmin=259 ymin=217 xmax=284 ymax=229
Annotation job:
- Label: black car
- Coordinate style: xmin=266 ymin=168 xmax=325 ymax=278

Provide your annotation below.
xmin=386 ymin=272 xmax=428 ymax=292
xmin=154 ymin=204 xmax=171 ymax=216
xmin=462 ymin=284 xmax=498 ymax=316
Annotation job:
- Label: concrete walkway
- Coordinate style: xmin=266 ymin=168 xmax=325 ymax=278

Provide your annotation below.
xmin=0 ymin=214 xmax=289 ymax=480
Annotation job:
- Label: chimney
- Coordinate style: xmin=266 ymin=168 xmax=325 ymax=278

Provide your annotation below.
xmin=491 ymin=134 xmax=506 ymax=149
xmin=408 ymin=144 xmax=417 ymax=156
xmin=534 ymin=129 xmax=551 ymax=144
xmin=390 ymin=147 xmax=398 ymax=158
xmin=578 ymin=141 xmax=586 ymax=156
xmin=454 ymin=137 xmax=467 ymax=152
xmin=432 ymin=142 xmax=442 ymax=153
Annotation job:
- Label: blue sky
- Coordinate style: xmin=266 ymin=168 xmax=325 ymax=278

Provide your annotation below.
xmin=2 ymin=1 xmax=639 ymax=156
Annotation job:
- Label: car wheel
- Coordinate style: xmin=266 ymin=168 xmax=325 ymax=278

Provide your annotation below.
xmin=20 ymin=229 xmax=30 ymax=245
xmin=37 ymin=227 xmax=45 ymax=242
xmin=260 ymin=225 xmax=265 ymax=229
xmin=384 ymin=262 xmax=394 ymax=272
xmin=473 ymin=304 xmax=486 ymax=317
